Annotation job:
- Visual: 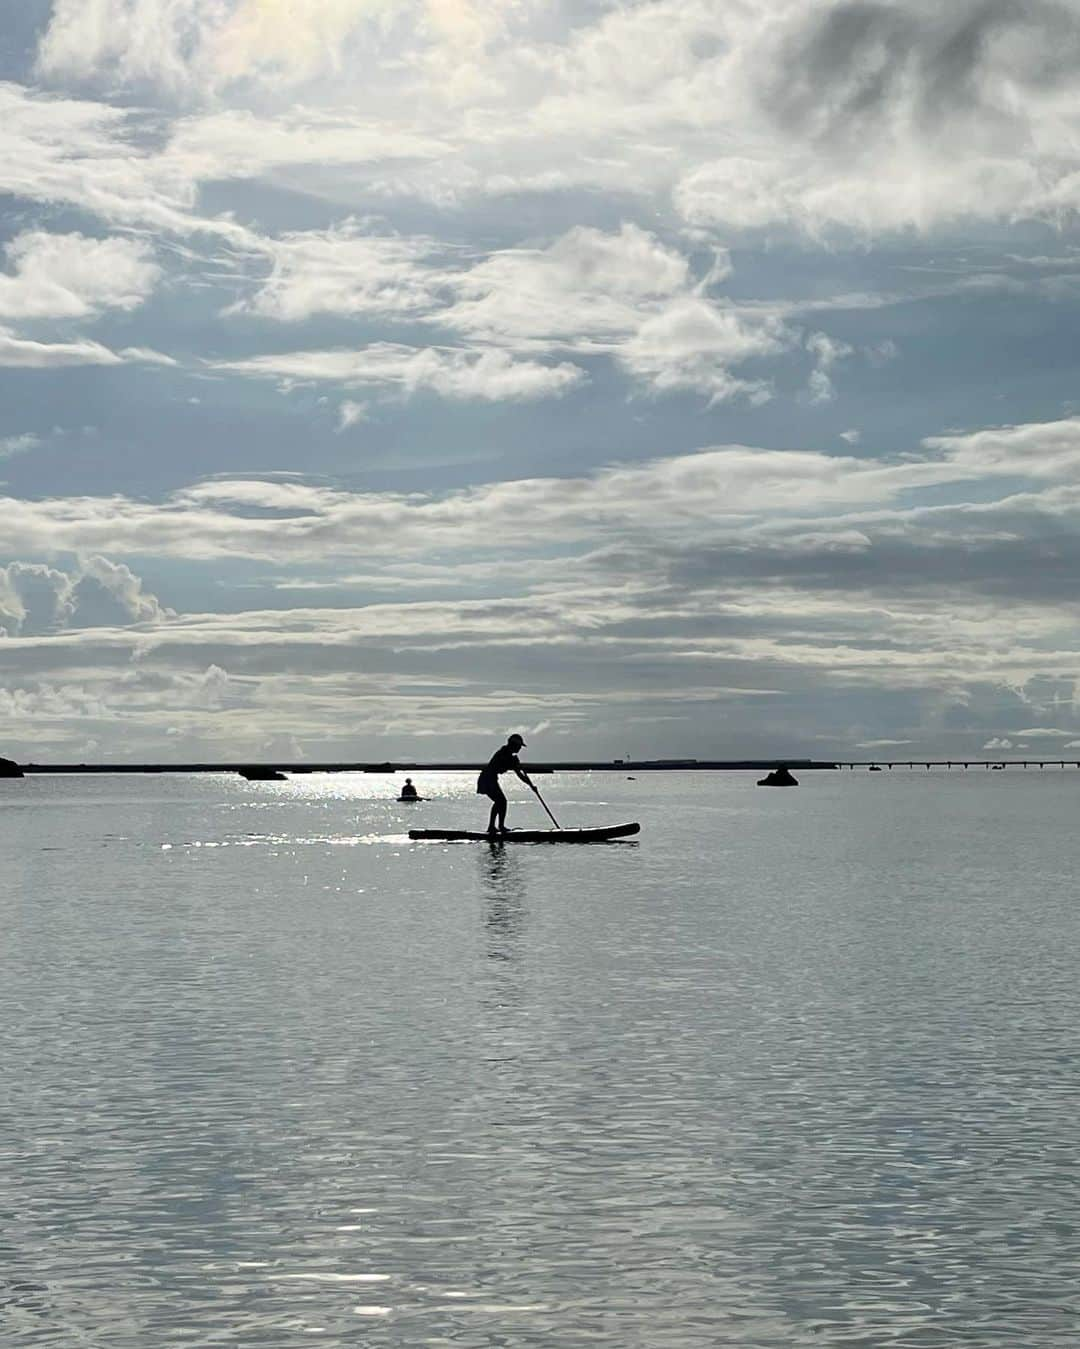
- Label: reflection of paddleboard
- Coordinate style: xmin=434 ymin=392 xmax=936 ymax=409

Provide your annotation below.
xmin=409 ymin=823 xmax=640 ymax=843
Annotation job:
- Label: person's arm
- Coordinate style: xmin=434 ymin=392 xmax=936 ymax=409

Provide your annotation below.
xmin=514 ymin=760 xmax=534 ymax=789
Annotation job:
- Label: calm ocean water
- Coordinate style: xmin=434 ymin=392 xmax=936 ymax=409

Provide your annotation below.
xmin=3 ymin=769 xmax=1080 ymax=1346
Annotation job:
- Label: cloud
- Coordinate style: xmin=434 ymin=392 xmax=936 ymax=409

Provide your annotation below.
xmin=0 ymin=231 xmax=160 ymax=320
xmin=6 ymin=412 xmax=1080 ymax=765
xmin=224 ymin=221 xmax=779 ymax=405
xmin=433 ymin=223 xmax=779 ymax=402
xmin=24 ymin=0 xmax=1080 ymax=242
xmin=983 ymin=737 xmax=1013 ymax=749
xmin=923 ymin=418 xmax=1080 ymax=479
xmin=0 ymin=327 xmax=123 ymax=368
xmin=38 ymin=0 xmax=516 ymax=97
xmin=673 ymin=0 xmax=1080 ymax=235
xmin=805 ymin=330 xmax=854 ymax=404
xmin=618 ymin=298 xmax=790 ymax=402
xmin=5 ymin=414 xmax=1080 ymax=579
xmin=216 ymin=342 xmax=585 ymax=401
xmin=337 ymin=400 xmax=368 ymax=431
xmin=231 ymin=222 xmax=444 ymax=321
xmin=0 ymin=435 xmax=1023 ymax=561
xmin=119 ymin=347 xmax=179 ymax=366
xmin=438 ymin=224 xmax=694 ymax=349
xmin=167 ymin=107 xmax=446 ymax=181
xmin=0 ymin=433 xmax=43 ymax=461
xmin=0 ymin=82 xmax=204 ymax=235
xmin=0 ymin=556 xmax=171 ymax=636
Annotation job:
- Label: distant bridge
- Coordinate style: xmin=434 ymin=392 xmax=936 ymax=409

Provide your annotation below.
xmin=836 ymin=760 xmax=1080 ymax=769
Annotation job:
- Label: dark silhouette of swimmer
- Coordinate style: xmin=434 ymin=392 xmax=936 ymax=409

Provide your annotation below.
xmin=400 ymin=777 xmax=419 ymax=800
xmin=477 ymin=733 xmax=535 ymax=835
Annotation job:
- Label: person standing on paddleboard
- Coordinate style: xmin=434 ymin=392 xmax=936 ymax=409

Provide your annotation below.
xmin=477 ymin=733 xmax=535 ymax=836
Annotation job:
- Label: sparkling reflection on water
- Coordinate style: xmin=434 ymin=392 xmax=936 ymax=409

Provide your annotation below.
xmin=3 ymin=770 xmax=1080 ymax=1345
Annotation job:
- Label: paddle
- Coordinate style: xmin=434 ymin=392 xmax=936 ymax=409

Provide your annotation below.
xmin=529 ymin=780 xmax=561 ymax=829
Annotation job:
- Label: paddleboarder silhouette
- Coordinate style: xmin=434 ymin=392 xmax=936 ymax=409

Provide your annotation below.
xmin=477 ymin=733 xmax=535 ymax=836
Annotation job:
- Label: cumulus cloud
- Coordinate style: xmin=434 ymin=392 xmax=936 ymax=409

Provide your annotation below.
xmin=231 ymin=222 xmax=444 ymax=321
xmin=0 ymin=231 xmax=160 ymax=320
xmin=38 ymin=0 xmax=516 ymax=97
xmin=0 ymin=556 xmax=171 ymax=635
xmin=225 ymin=221 xmax=779 ymax=404
xmin=618 ymin=299 xmax=790 ymax=402
xmin=438 ymin=224 xmax=694 ymax=349
xmin=675 ymin=0 xmax=1080 ymax=235
xmin=24 ymin=0 xmax=1080 ymax=241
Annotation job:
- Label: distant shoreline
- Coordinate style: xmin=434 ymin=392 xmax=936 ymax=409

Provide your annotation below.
xmin=7 ymin=758 xmax=1079 ymax=775
xmin=11 ymin=759 xmax=839 ymax=774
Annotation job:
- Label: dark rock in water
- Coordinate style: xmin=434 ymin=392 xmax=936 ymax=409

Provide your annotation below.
xmin=240 ymin=767 xmax=287 ymax=781
xmin=757 ymin=766 xmax=798 ymax=787
xmin=0 ymin=756 xmax=24 ymax=778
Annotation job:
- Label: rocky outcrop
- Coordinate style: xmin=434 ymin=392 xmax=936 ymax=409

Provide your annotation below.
xmin=240 ymin=767 xmax=287 ymax=781
xmin=757 ymin=766 xmax=798 ymax=787
xmin=0 ymin=756 xmax=24 ymax=778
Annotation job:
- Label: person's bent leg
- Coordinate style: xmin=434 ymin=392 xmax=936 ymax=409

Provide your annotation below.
xmin=494 ymin=786 xmax=508 ymax=834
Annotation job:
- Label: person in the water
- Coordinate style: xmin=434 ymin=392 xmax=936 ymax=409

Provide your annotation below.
xmin=400 ymin=778 xmax=418 ymax=800
xmin=477 ymin=733 xmax=535 ymax=835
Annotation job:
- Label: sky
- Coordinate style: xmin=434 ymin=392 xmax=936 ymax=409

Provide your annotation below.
xmin=5 ymin=0 xmax=1080 ymax=763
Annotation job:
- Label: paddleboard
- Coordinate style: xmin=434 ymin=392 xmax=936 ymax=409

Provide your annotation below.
xmin=409 ymin=823 xmax=640 ymax=843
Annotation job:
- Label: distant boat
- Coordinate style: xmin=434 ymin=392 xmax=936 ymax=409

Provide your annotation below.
xmin=868 ymin=765 xmax=882 ymax=772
